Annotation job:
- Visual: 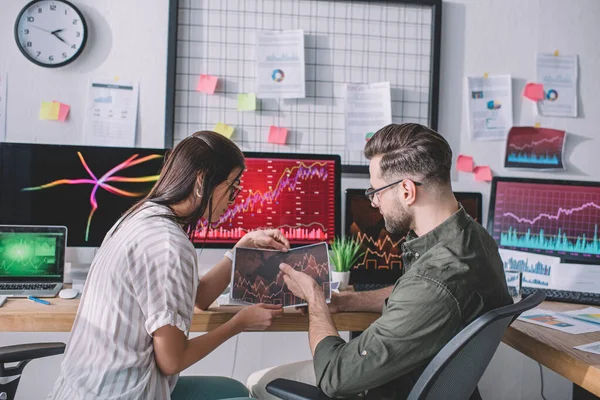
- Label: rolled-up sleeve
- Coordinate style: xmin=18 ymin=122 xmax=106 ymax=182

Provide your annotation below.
xmin=313 ymin=276 xmax=461 ymax=398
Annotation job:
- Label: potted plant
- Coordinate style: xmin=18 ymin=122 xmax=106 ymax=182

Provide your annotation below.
xmin=329 ymin=236 xmax=364 ymax=290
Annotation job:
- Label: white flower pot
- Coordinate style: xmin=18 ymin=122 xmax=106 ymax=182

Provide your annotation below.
xmin=331 ymin=271 xmax=351 ymax=291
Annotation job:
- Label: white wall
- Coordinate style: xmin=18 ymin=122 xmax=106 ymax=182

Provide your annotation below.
xmin=2 ymin=0 xmax=599 ymax=398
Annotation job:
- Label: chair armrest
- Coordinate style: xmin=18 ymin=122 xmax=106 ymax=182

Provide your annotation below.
xmin=266 ymin=378 xmax=333 ymax=400
xmin=0 ymin=342 xmax=66 ymax=364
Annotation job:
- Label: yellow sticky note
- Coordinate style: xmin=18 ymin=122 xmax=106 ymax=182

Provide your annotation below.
xmin=553 ymin=49 xmax=560 ymax=56
xmin=214 ymin=122 xmax=234 ymax=138
xmin=534 ymin=122 xmax=541 ymax=128
xmin=39 ymin=101 xmax=60 ymax=120
xmin=483 ymin=72 xmax=489 ymax=79
xmin=237 ymin=93 xmax=257 ymax=111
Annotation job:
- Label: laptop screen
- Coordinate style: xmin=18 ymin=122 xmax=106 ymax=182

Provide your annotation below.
xmin=0 ymin=226 xmax=66 ymax=281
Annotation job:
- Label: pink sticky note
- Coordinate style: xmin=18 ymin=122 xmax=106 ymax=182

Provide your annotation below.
xmin=268 ymin=126 xmax=288 ymax=145
xmin=523 ymin=83 xmax=545 ymax=101
xmin=456 ymin=154 xmax=474 ymax=173
xmin=474 ymin=166 xmax=493 ymax=182
xmin=56 ymin=102 xmax=70 ymax=122
xmin=196 ymin=74 xmax=218 ymax=94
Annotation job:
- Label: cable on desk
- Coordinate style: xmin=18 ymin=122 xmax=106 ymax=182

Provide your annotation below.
xmin=538 ymin=362 xmax=548 ymax=400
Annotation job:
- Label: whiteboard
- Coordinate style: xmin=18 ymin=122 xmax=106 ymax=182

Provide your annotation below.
xmin=167 ymin=0 xmax=442 ymax=172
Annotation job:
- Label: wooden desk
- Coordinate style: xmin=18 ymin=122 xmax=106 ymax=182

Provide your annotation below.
xmin=0 ymin=296 xmax=379 ymax=332
xmin=503 ymin=301 xmax=600 ymax=397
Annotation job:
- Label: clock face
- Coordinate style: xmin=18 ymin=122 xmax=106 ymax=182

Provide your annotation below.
xmin=14 ymin=0 xmax=87 ymax=68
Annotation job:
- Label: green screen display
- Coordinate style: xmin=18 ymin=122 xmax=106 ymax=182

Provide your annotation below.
xmin=0 ymin=233 xmax=61 ymax=278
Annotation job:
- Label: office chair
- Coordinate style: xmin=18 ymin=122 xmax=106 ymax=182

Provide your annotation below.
xmin=0 ymin=342 xmax=66 ymax=400
xmin=266 ymin=290 xmax=546 ymax=400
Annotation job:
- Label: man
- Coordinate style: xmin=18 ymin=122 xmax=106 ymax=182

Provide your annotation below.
xmin=247 ymin=123 xmax=512 ymax=399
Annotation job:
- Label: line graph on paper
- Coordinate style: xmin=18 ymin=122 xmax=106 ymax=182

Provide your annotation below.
xmin=504 ymin=127 xmax=565 ymax=170
xmin=492 ymin=181 xmax=600 ymax=260
xmin=231 ymin=243 xmax=330 ymax=307
xmin=193 ymin=158 xmax=336 ymax=245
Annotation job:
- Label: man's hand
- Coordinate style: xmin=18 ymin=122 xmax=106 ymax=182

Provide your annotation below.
xmin=279 ymin=263 xmax=320 ymax=302
xmin=235 ymin=229 xmax=290 ymax=252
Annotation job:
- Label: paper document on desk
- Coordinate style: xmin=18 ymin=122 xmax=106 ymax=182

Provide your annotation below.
xmin=518 ymin=308 xmax=600 ymax=334
xmin=231 ymin=242 xmax=331 ymax=308
xmin=558 ymin=307 xmax=600 ymax=326
xmin=574 ymin=341 xmax=600 ymax=355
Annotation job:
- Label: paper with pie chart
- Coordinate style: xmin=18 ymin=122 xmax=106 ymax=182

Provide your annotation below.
xmin=467 ymin=75 xmax=513 ymax=141
xmin=536 ymin=53 xmax=578 ymax=118
xmin=231 ymin=242 xmax=331 ymax=308
xmin=256 ymin=30 xmax=305 ymax=99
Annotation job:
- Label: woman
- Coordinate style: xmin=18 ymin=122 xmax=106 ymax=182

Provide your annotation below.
xmin=49 ymin=131 xmax=290 ymax=399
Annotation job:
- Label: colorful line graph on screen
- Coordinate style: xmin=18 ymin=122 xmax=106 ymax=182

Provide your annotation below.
xmin=232 ymin=244 xmax=330 ymax=306
xmin=492 ymin=181 xmax=600 ymax=260
xmin=193 ymin=159 xmax=336 ymax=244
xmin=20 ymin=152 xmax=162 ymax=242
xmin=504 ymin=127 xmax=565 ymax=170
xmin=354 ymin=232 xmax=404 ymax=270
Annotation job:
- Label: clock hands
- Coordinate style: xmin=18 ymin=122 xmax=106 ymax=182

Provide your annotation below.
xmin=30 ymin=25 xmax=71 ymax=46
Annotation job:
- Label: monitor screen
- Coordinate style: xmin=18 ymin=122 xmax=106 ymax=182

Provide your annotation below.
xmin=0 ymin=225 xmax=66 ymax=281
xmin=488 ymin=177 xmax=600 ymax=263
xmin=0 ymin=142 xmax=165 ymax=247
xmin=345 ymin=190 xmax=482 ymax=284
xmin=193 ymin=153 xmax=341 ymax=247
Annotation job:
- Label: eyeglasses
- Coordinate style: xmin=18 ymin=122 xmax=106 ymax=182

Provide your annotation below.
xmin=226 ymin=180 xmax=242 ymax=202
xmin=365 ymin=178 xmax=422 ymax=204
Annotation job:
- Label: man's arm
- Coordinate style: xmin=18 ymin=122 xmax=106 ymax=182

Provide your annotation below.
xmin=333 ymin=286 xmax=393 ymax=313
xmin=313 ymin=277 xmax=461 ymax=398
xmin=307 ymin=289 xmax=340 ymax=355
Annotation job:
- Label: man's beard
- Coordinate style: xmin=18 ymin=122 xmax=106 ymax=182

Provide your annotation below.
xmin=383 ymin=204 xmax=413 ymax=237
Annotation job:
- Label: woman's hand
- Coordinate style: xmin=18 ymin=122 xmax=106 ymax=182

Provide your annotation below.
xmin=233 ymin=303 xmax=283 ymax=331
xmin=235 ymin=229 xmax=290 ymax=252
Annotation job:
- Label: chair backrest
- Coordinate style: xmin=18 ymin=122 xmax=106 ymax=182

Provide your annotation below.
xmin=407 ymin=291 xmax=545 ymax=400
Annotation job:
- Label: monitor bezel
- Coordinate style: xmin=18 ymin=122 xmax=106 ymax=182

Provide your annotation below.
xmin=0 ymin=224 xmax=67 ymax=282
xmin=454 ymin=191 xmax=483 ymax=224
xmin=195 ymin=151 xmax=342 ymax=249
xmin=487 ymin=176 xmax=600 ymax=265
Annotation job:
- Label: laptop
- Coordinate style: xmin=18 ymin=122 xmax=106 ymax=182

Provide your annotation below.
xmin=0 ymin=225 xmax=66 ymax=297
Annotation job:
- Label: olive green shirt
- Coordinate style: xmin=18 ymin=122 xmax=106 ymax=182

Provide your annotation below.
xmin=313 ymin=207 xmax=512 ymax=399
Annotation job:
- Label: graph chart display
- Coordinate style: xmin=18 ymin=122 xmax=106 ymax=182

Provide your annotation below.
xmin=346 ymin=190 xmax=482 ymax=284
xmin=231 ymin=243 xmax=330 ymax=307
xmin=193 ymin=156 xmax=339 ymax=246
xmin=490 ymin=178 xmax=600 ymax=261
xmin=504 ymin=127 xmax=566 ymax=170
xmin=0 ymin=142 xmax=165 ymax=247
xmin=0 ymin=232 xmax=62 ymax=278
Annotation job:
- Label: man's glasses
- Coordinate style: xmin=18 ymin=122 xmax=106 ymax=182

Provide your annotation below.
xmin=365 ymin=178 xmax=422 ymax=203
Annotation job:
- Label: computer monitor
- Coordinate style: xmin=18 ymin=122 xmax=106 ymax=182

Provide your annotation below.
xmin=0 ymin=142 xmax=166 ymax=247
xmin=0 ymin=225 xmax=66 ymax=282
xmin=345 ymin=190 xmax=482 ymax=284
xmin=192 ymin=153 xmax=341 ymax=248
xmin=488 ymin=177 xmax=600 ymax=263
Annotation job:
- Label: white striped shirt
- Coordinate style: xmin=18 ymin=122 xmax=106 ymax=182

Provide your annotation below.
xmin=48 ymin=202 xmax=198 ymax=399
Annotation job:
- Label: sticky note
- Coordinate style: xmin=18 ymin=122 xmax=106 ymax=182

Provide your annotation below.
xmin=237 ymin=93 xmax=257 ymax=111
xmin=456 ymin=154 xmax=474 ymax=173
xmin=55 ymin=101 xmax=70 ymax=122
xmin=534 ymin=122 xmax=541 ymax=128
xmin=197 ymin=74 xmax=218 ymax=94
xmin=474 ymin=166 xmax=493 ymax=182
xmin=523 ymin=83 xmax=545 ymax=101
xmin=268 ymin=126 xmax=288 ymax=145
xmin=39 ymin=101 xmax=60 ymax=120
xmin=214 ymin=122 xmax=234 ymax=139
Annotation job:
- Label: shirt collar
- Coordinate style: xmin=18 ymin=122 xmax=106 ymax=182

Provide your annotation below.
xmin=403 ymin=205 xmax=472 ymax=256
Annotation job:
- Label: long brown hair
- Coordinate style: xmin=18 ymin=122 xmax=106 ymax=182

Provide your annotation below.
xmin=118 ymin=131 xmax=245 ymax=238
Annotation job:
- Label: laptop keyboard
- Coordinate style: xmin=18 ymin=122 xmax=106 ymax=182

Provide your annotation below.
xmin=0 ymin=283 xmax=58 ymax=291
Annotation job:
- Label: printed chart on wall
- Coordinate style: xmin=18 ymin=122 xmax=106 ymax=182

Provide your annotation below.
xmin=231 ymin=243 xmax=331 ymax=307
xmin=84 ymin=81 xmax=139 ymax=147
xmin=491 ymin=181 xmax=600 ymax=262
xmin=536 ymin=53 xmax=578 ymax=118
xmin=467 ymin=75 xmax=513 ymax=140
xmin=172 ymin=0 xmax=440 ymax=169
xmin=504 ymin=127 xmax=566 ymax=170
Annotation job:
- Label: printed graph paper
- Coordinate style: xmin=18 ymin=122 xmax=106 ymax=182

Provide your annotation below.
xmin=171 ymin=0 xmax=441 ymax=170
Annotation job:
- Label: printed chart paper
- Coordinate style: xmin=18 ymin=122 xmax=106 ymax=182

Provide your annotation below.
xmin=344 ymin=82 xmax=392 ymax=151
xmin=467 ymin=75 xmax=513 ymax=141
xmin=536 ymin=53 xmax=578 ymax=117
